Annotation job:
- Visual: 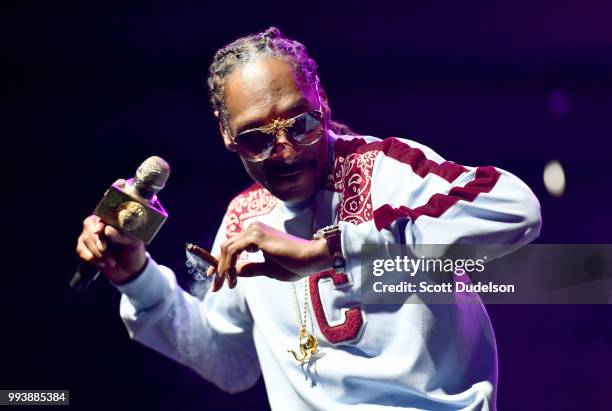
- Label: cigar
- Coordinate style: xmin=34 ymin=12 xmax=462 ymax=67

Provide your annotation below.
xmin=186 ymin=243 xmax=219 ymax=267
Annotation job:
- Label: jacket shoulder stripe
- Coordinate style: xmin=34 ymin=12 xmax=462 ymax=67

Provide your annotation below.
xmin=372 ymin=166 xmax=501 ymax=230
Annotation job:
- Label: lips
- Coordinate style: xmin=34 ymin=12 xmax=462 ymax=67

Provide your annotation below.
xmin=265 ymin=161 xmax=312 ymax=178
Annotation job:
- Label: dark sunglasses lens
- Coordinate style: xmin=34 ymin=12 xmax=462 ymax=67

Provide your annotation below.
xmin=235 ymin=131 xmax=274 ymax=161
xmin=291 ymin=112 xmax=324 ymax=145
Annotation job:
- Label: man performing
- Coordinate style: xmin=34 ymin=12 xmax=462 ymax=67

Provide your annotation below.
xmin=76 ymin=27 xmax=541 ymax=410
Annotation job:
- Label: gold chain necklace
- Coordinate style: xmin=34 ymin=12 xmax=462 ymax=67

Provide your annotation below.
xmin=278 ymin=202 xmax=320 ymax=364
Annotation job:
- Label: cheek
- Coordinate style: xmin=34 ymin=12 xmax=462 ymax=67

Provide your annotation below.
xmin=310 ymin=134 xmax=329 ymax=172
xmin=240 ymin=158 xmax=267 ymax=183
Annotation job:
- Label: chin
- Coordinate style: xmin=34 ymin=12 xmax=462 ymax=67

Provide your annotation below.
xmin=273 ymin=187 xmax=314 ymax=205
xmin=266 ymin=166 xmax=317 ymax=205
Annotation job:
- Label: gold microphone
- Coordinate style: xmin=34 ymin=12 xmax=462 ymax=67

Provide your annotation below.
xmin=70 ymin=156 xmax=171 ymax=292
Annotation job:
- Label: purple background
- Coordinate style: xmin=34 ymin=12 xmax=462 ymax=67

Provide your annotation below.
xmin=4 ymin=1 xmax=612 ymax=409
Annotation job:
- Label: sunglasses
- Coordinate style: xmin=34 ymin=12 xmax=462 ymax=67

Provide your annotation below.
xmin=230 ymin=106 xmax=326 ymax=162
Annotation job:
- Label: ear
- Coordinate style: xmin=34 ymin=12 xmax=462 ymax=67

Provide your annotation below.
xmin=318 ymin=85 xmax=332 ymax=120
xmin=217 ymin=115 xmax=236 ymax=152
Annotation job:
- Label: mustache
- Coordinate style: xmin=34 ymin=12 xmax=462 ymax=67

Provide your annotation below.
xmin=264 ymin=160 xmax=312 ymax=175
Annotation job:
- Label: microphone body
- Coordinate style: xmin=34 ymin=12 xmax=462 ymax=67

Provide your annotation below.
xmin=70 ymin=156 xmax=170 ymax=292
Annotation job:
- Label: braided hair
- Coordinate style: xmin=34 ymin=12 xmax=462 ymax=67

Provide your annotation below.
xmin=206 ymin=27 xmax=355 ymax=135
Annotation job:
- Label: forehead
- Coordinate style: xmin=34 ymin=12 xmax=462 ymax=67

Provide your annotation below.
xmin=223 ymin=57 xmax=317 ymax=133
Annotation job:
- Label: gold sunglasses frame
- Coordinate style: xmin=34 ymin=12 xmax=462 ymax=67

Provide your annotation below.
xmin=229 ymin=84 xmax=326 ymax=160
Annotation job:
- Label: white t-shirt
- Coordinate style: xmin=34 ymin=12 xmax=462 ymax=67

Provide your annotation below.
xmin=115 ymin=132 xmax=541 ymax=410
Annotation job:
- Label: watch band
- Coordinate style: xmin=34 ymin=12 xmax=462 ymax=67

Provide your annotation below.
xmin=314 ymin=225 xmax=345 ymax=273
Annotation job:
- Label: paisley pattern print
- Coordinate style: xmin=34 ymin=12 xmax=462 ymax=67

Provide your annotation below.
xmin=325 ymin=137 xmax=376 ymax=225
xmin=225 ymin=184 xmax=278 ymax=238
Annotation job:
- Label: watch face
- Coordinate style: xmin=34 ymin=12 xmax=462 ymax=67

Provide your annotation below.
xmin=331 ymin=253 xmax=345 ymax=269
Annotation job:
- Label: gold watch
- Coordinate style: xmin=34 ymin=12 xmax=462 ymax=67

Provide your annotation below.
xmin=313 ymin=225 xmax=345 ymax=273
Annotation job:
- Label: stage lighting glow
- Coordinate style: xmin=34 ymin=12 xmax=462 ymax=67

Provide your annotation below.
xmin=543 ymin=160 xmax=566 ymax=197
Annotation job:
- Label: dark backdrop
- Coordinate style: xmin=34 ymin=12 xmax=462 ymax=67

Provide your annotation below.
xmin=3 ymin=1 xmax=612 ymax=410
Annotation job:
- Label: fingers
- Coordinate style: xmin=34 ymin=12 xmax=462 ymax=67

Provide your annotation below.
xmin=212 ymin=270 xmax=225 ymax=292
xmin=206 ymin=255 xmax=222 ymax=292
xmin=211 ymin=266 xmax=237 ymax=292
xmin=76 ymin=236 xmax=97 ymax=263
xmin=82 ymin=234 xmax=103 ymax=259
xmin=77 ymin=213 xmax=149 ymax=284
xmin=214 ymin=222 xmax=299 ymax=291
xmin=84 ymin=214 xmax=103 ymax=233
xmin=235 ymin=262 xmax=263 ymax=277
xmin=79 ymin=215 xmax=117 ymax=267
xmin=84 ymin=214 xmax=141 ymax=249
xmin=227 ymin=267 xmax=237 ymax=289
xmin=204 ymin=254 xmax=230 ymax=293
xmin=77 ymin=233 xmax=115 ymax=268
xmin=217 ymin=238 xmax=237 ymax=286
xmin=217 ymin=235 xmax=256 ymax=291
xmin=236 ymin=260 xmax=299 ymax=282
xmin=83 ymin=214 xmax=106 ymax=250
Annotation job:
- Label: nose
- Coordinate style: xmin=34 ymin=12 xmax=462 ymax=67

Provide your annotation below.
xmin=268 ymin=131 xmax=300 ymax=161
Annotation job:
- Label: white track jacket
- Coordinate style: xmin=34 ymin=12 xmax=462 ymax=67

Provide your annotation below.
xmin=115 ymin=132 xmax=541 ymax=411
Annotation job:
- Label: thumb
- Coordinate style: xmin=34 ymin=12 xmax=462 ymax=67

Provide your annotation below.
xmin=104 ymin=225 xmax=142 ymax=247
xmin=236 ymin=261 xmax=298 ymax=281
xmin=235 ymin=262 xmax=265 ymax=277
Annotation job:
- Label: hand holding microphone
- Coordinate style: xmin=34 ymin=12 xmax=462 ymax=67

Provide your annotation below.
xmin=72 ymin=156 xmax=170 ymax=292
xmin=76 ymin=211 xmax=148 ymax=286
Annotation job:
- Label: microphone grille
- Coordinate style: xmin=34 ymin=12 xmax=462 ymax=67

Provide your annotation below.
xmin=134 ymin=156 xmax=171 ymax=198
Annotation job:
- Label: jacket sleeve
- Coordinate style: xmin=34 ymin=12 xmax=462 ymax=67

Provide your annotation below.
xmin=337 ymin=136 xmax=542 ymax=271
xmin=114 ymin=216 xmax=261 ymax=394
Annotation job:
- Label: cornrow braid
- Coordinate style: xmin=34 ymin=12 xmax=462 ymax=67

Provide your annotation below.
xmin=206 ymin=27 xmax=355 ymax=136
